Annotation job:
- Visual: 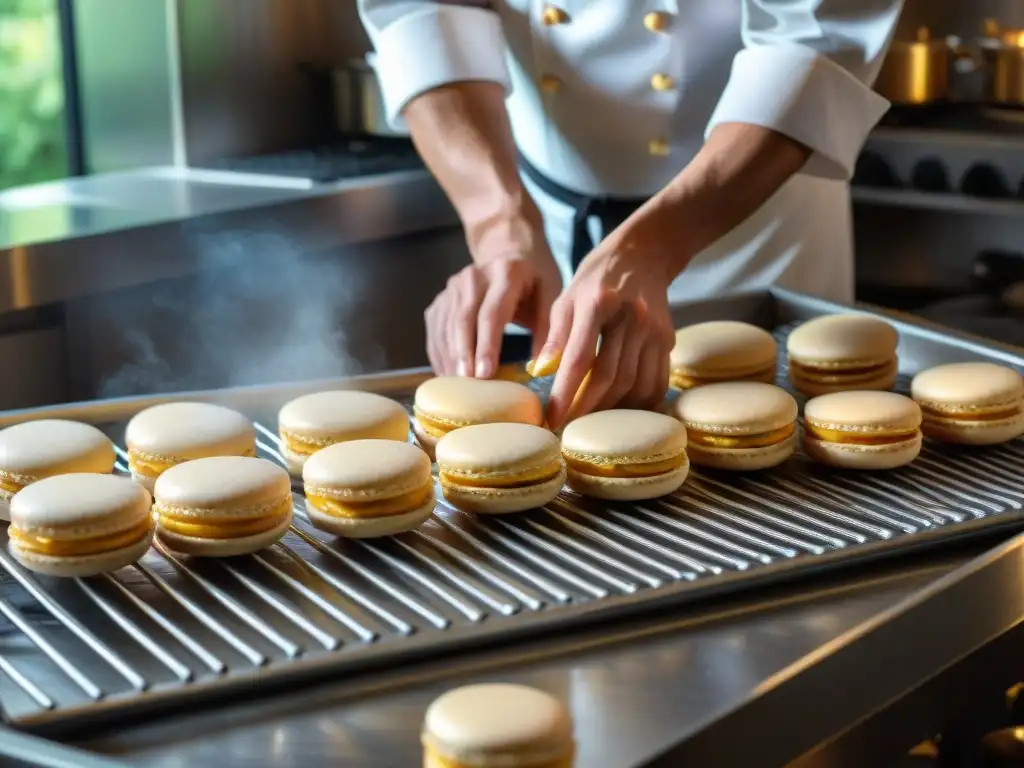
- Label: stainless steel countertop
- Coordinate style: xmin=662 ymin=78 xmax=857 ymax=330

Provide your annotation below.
xmin=0 ymin=167 xmax=456 ymax=313
xmin=75 ymin=546 xmax=980 ymax=767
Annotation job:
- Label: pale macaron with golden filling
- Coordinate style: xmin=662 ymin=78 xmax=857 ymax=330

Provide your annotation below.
xmin=561 ymin=410 xmax=689 ymax=500
xmin=412 ymin=377 xmax=544 ymax=458
xmin=437 ymin=423 xmax=565 ymax=514
xmin=670 ymin=320 xmax=777 ymax=389
xmin=673 ymin=382 xmax=798 ymax=470
xmin=8 ymin=474 xmax=154 ymax=577
xmin=787 ymin=314 xmax=899 ymax=397
xmin=422 ymin=684 xmax=574 ymax=768
xmin=154 ymin=456 xmax=292 ymax=557
xmin=911 ymin=362 xmax=1024 ymax=445
xmin=302 ymin=439 xmax=434 ymax=538
xmin=803 ymin=390 xmax=923 ymax=470
xmin=277 ymin=390 xmax=409 ymax=475
xmin=0 ymin=420 xmax=115 ymax=520
xmin=125 ymin=402 xmax=256 ymax=492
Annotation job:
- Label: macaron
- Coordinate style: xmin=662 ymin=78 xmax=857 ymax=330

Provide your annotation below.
xmin=803 ymin=390 xmax=923 ymax=470
xmin=673 ymin=382 xmax=798 ymax=470
xmin=302 ymin=439 xmax=434 ymax=538
xmin=153 ymin=456 xmax=292 ymax=557
xmin=413 ymin=377 xmax=544 ymax=458
xmin=436 ymin=423 xmax=566 ymax=514
xmin=277 ymin=390 xmax=410 ymax=474
xmin=0 ymin=420 xmax=115 ymax=519
xmin=8 ymin=474 xmax=154 ymax=577
xmin=560 ymin=410 xmax=689 ymax=500
xmin=911 ymin=362 xmax=1024 ymax=445
xmin=787 ymin=314 xmax=899 ymax=397
xmin=669 ymin=320 xmax=777 ymax=389
xmin=125 ymin=402 xmax=256 ymax=492
xmin=422 ymin=684 xmax=574 ymax=768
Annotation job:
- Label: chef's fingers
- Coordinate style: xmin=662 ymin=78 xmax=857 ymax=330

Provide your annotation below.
xmin=566 ymin=312 xmax=629 ymax=421
xmin=475 ymin=269 xmax=525 ymax=379
xmin=450 ymin=268 xmax=485 ymax=377
xmin=626 ymin=339 xmax=671 ymax=411
xmin=548 ymin=294 xmax=614 ymax=429
xmin=528 ymin=279 xmax=559 ymax=361
xmin=533 ymin=297 xmax=574 ymax=377
xmin=424 ymin=300 xmax=444 ymax=375
xmin=596 ymin=310 xmax=643 ymax=411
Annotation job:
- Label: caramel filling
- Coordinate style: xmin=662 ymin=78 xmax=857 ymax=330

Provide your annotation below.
xmin=0 ymin=476 xmax=25 ymax=498
xmin=423 ymin=744 xmax=573 ymax=768
xmin=439 ymin=460 xmax=563 ymax=490
xmin=129 ymin=447 xmax=256 ymax=478
xmin=306 ymin=484 xmax=434 ymax=520
xmin=790 ymin=359 xmax=893 ymax=377
xmin=280 ymin=432 xmax=330 ymax=458
xmin=671 ymin=366 xmax=774 ymax=390
xmin=157 ymin=498 xmax=291 ymax=539
xmin=687 ymin=423 xmax=795 ymax=450
xmin=414 ymin=410 xmax=460 ymax=439
xmin=805 ymin=422 xmax=919 ymax=446
xmin=10 ymin=517 xmax=152 ymax=558
xmin=920 ymin=403 xmax=1023 ymax=422
xmin=563 ymin=451 xmax=687 ymax=479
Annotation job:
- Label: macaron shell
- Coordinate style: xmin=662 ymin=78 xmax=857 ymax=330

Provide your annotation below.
xmin=441 ymin=465 xmax=566 ymax=514
xmin=423 ymin=684 xmax=573 ymax=763
xmin=687 ymin=432 xmax=797 ymax=471
xmin=803 ymin=432 xmax=922 ymax=470
xmin=305 ymin=497 xmax=434 ymax=538
xmin=412 ymin=419 xmax=439 ymax=461
xmin=414 ymin=377 xmax=543 ymax=428
xmin=565 ymin=457 xmax=689 ymax=501
xmin=921 ymin=411 xmax=1024 ymax=445
xmin=804 ymin=390 xmax=922 ymax=432
xmin=436 ymin=423 xmax=560 ymax=475
xmin=303 ymin=440 xmax=431 ymax=500
xmin=673 ymin=382 xmax=798 ymax=435
xmin=911 ymin=362 xmax=1024 ymax=410
xmin=154 ymin=456 xmax=291 ymax=511
xmin=561 ymin=410 xmax=687 ymax=462
xmin=670 ymin=321 xmax=777 ymax=377
xmin=277 ymin=391 xmax=409 ymax=441
xmin=0 ymin=420 xmax=115 ymax=478
xmin=125 ymin=402 xmax=256 ymax=460
xmin=11 ymin=473 xmax=153 ymax=536
xmin=156 ymin=506 xmax=292 ymax=557
xmin=281 ymin=443 xmax=311 ymax=476
xmin=131 ymin=471 xmax=156 ymax=495
xmin=9 ymin=527 xmax=154 ymax=578
xmin=786 ymin=314 xmax=899 ymax=364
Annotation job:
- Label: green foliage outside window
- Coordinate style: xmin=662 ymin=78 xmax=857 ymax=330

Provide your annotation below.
xmin=0 ymin=0 xmax=67 ymax=190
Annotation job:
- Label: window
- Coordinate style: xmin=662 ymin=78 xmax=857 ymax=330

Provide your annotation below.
xmin=0 ymin=0 xmax=70 ymax=190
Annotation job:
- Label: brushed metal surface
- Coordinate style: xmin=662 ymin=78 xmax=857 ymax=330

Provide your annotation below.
xmin=0 ymin=290 xmax=1021 ymax=742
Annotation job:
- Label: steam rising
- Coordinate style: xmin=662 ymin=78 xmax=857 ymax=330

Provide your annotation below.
xmin=99 ymin=223 xmax=382 ymax=399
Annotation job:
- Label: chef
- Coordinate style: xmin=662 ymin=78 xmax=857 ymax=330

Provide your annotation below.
xmin=359 ymin=0 xmax=903 ymax=428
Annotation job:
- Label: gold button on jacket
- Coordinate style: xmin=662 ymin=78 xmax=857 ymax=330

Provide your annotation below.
xmin=648 ymin=139 xmax=670 ymax=156
xmin=543 ymin=5 xmax=569 ymax=25
xmin=651 ymin=73 xmax=674 ymax=91
xmin=644 ymin=11 xmax=672 ymax=32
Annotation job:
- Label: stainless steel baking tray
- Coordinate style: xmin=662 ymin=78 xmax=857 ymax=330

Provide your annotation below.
xmin=0 ymin=289 xmax=1022 ymax=738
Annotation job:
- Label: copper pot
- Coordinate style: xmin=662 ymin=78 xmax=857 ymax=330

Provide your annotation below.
xmin=980 ymin=19 xmax=1024 ymax=105
xmin=874 ymin=27 xmax=952 ymax=104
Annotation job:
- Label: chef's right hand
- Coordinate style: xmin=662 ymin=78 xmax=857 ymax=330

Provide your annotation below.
xmin=425 ymin=249 xmax=562 ymax=380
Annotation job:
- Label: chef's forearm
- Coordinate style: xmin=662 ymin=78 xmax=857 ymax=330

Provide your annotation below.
xmin=624 ymin=123 xmax=811 ymax=279
xmin=403 ymin=82 xmax=544 ymax=262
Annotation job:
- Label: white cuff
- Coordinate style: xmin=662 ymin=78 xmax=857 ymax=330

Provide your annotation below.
xmin=372 ymin=5 xmax=511 ymax=129
xmin=706 ymin=44 xmax=890 ymax=181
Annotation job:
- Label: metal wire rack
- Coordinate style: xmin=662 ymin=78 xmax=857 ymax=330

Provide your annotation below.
xmin=0 ymin=317 xmax=1021 ymax=737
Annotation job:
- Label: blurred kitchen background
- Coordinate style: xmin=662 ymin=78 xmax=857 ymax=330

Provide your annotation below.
xmin=2 ymin=0 xmax=1024 ymax=410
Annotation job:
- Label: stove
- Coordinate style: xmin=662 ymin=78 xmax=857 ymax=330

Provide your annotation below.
xmin=203 ymin=138 xmax=424 ymax=184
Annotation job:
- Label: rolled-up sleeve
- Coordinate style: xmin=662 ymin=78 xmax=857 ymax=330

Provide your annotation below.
xmin=706 ymin=0 xmax=904 ymax=180
xmin=358 ymin=0 xmax=512 ymax=128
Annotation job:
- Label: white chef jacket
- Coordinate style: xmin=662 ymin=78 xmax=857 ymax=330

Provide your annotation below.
xmin=358 ymin=0 xmax=902 ymax=304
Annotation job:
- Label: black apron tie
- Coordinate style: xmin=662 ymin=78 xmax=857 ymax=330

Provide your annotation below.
xmin=518 ymin=153 xmax=648 ymax=271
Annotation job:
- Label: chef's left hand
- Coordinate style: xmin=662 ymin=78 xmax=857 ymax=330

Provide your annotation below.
xmin=535 ymin=232 xmax=677 ymax=430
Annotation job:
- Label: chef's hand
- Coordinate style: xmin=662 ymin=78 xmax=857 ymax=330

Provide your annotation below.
xmin=425 ymin=248 xmax=563 ymax=379
xmin=535 ymin=236 xmax=676 ymax=430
